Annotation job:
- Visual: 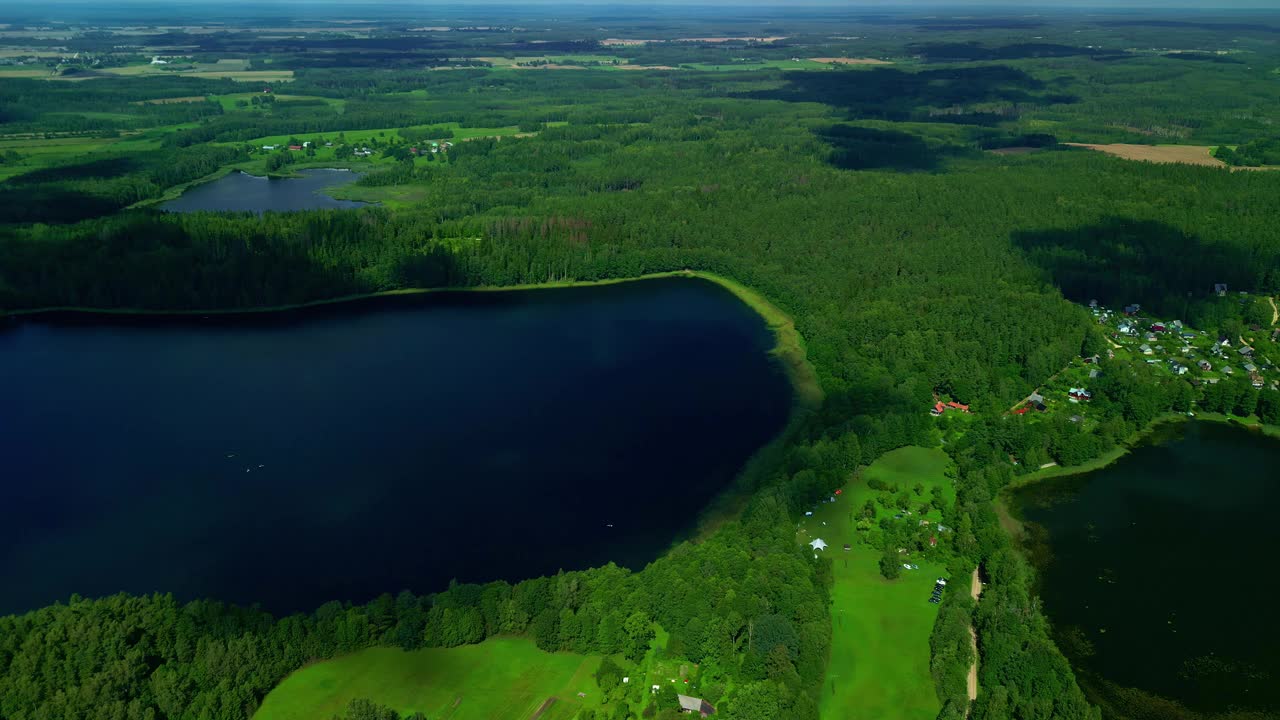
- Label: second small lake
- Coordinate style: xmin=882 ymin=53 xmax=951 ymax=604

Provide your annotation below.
xmin=0 ymin=278 xmax=792 ymax=616
xmin=160 ymin=168 xmax=369 ymax=213
xmin=1014 ymin=421 xmax=1280 ymax=718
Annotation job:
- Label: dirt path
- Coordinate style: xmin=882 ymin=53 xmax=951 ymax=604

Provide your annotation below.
xmin=1269 ymin=296 xmax=1277 ymax=326
xmin=967 ymin=567 xmax=982 ymax=707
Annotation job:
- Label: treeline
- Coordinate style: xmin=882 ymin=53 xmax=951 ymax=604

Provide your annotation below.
xmin=0 ymin=144 xmax=244 ymax=224
xmin=0 ymin=484 xmax=831 ymax=720
xmin=1214 ymin=137 xmax=1280 ymax=167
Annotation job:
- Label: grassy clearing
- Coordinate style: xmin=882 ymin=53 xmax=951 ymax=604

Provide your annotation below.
xmin=799 ymin=446 xmax=953 ymax=720
xmin=255 ymin=638 xmax=602 ymax=720
xmin=239 ymin=122 xmax=520 ymax=149
xmin=211 ymin=92 xmax=346 ymax=112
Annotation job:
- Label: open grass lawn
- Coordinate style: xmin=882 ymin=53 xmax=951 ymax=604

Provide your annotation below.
xmin=799 ymin=446 xmax=953 ymax=720
xmin=255 ymin=638 xmax=604 ymax=720
xmin=212 ymin=92 xmax=347 ymax=112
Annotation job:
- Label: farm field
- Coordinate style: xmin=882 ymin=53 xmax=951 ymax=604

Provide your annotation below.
xmin=254 ymin=638 xmax=603 ymax=720
xmin=1064 ymin=143 xmax=1225 ymax=167
xmin=799 ymin=446 xmax=954 ymax=720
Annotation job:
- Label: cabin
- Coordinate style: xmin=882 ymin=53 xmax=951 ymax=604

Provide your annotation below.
xmin=1215 ymin=283 xmax=1228 ymax=297
xmin=1068 ymin=388 xmax=1092 ymax=401
xmin=1243 ymin=362 xmax=1258 ymax=373
xmin=678 ymin=695 xmax=716 ymax=716
xmin=1251 ymin=373 xmax=1265 ymax=388
xmin=287 ymin=144 xmax=302 ymax=151
xmin=1199 ymin=360 xmax=1213 ymax=371
xmin=1151 ymin=322 xmax=1166 ymax=332
xmin=1140 ymin=344 xmax=1153 ymax=355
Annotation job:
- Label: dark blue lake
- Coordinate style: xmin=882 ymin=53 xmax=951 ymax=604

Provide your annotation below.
xmin=0 ymin=278 xmax=792 ymax=616
xmin=1014 ymin=421 xmax=1280 ymax=718
xmin=160 ymin=168 xmax=368 ymax=213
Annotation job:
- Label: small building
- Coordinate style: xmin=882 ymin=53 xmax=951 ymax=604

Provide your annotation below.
xmin=809 ymin=538 xmax=828 ymax=551
xmin=1140 ymin=344 xmax=1153 ymax=355
xmin=1240 ymin=346 xmax=1255 ymax=357
xmin=1214 ymin=283 xmax=1228 ymax=297
xmin=946 ymin=401 xmax=970 ymax=413
xmin=1243 ymin=362 xmax=1258 ymax=373
xmin=1198 ymin=360 xmax=1213 ymax=371
xmin=1151 ymin=322 xmax=1166 ymax=333
xmin=287 ymin=144 xmax=302 ymax=151
xmin=1068 ymin=388 xmax=1092 ymax=401
xmin=1089 ymin=368 xmax=1101 ymax=379
xmin=678 ymin=694 xmax=716 ymax=716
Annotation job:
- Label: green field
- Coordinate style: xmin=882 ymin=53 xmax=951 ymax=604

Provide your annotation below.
xmin=800 ymin=446 xmax=954 ymax=720
xmin=255 ymin=638 xmax=603 ymax=720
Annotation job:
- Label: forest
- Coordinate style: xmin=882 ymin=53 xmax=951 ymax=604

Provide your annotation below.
xmin=3 ymin=7 xmax=1280 ymax=720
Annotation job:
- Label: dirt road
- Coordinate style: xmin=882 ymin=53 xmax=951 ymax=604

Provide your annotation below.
xmin=967 ymin=567 xmax=982 ymax=705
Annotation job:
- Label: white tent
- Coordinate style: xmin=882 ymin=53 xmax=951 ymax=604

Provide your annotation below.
xmin=809 ymin=538 xmax=828 ymax=551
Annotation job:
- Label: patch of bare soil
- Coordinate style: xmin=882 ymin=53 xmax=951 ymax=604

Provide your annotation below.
xmin=810 ymin=57 xmax=892 ymax=65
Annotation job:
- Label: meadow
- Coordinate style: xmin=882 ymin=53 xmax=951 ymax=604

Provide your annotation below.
xmin=798 ymin=446 xmax=955 ymax=720
xmin=255 ymin=639 xmax=602 ymax=720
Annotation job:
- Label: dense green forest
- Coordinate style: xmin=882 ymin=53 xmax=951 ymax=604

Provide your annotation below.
xmin=3 ymin=7 xmax=1280 ymax=720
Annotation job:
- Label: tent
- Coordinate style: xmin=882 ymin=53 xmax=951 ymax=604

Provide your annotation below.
xmin=809 ymin=538 xmax=828 ymax=551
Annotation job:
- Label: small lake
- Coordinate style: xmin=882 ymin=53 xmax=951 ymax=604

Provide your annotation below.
xmin=1014 ymin=421 xmax=1280 ymax=718
xmin=0 ymin=278 xmax=792 ymax=616
xmin=160 ymin=168 xmax=369 ymax=213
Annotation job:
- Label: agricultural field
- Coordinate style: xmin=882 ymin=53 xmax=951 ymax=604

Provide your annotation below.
xmin=798 ymin=446 xmax=955 ymax=720
xmin=255 ymin=638 xmax=603 ymax=720
xmin=1064 ymin=142 xmax=1226 ymax=167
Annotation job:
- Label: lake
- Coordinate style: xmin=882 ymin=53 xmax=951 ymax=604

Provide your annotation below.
xmin=1013 ymin=421 xmax=1280 ymax=718
xmin=160 ymin=168 xmax=369 ymax=213
xmin=0 ymin=278 xmax=792 ymax=616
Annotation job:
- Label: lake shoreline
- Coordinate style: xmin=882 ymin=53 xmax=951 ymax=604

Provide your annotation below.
xmin=2 ymin=270 xmax=824 ymax=410
xmin=997 ymin=411 xmax=1280 ymax=536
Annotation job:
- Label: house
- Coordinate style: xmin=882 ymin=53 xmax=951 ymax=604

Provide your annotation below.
xmin=1199 ymin=360 xmax=1213 ymax=371
xmin=1151 ymin=322 xmax=1166 ymax=332
xmin=1124 ymin=303 xmax=1141 ymax=315
xmin=1089 ymin=368 xmax=1101 ymax=379
xmin=931 ymin=401 xmax=946 ymax=416
xmin=678 ymin=695 xmax=716 ymax=716
xmin=1240 ymin=346 xmax=1255 ymax=357
xmin=1218 ymin=336 xmax=1232 ymax=347
xmin=1068 ymin=388 xmax=1092 ymax=401
xmin=1029 ymin=392 xmax=1045 ymax=405
xmin=150 ymin=56 xmax=168 ymax=65
xmin=929 ymin=536 xmax=938 ymax=547
xmin=287 ymin=144 xmax=302 ymax=151
xmin=261 ymin=144 xmax=278 ymax=150
xmin=1140 ymin=344 xmax=1153 ymax=355
xmin=1223 ymin=366 xmax=1234 ymax=375
xmin=1089 ymin=299 xmax=1098 ymax=309
xmin=1172 ymin=320 xmax=1184 ymax=329
xmin=946 ymin=401 xmax=970 ymax=413
xmin=1251 ymin=373 xmax=1265 ymax=388
xmin=1214 ymin=283 xmax=1228 ymax=296
xmin=1170 ymin=363 xmax=1189 ymax=376
xmin=1145 ymin=332 xmax=1158 ymax=342
xmin=1243 ymin=362 xmax=1258 ymax=373
xmin=1083 ymin=354 xmax=1101 ymax=364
